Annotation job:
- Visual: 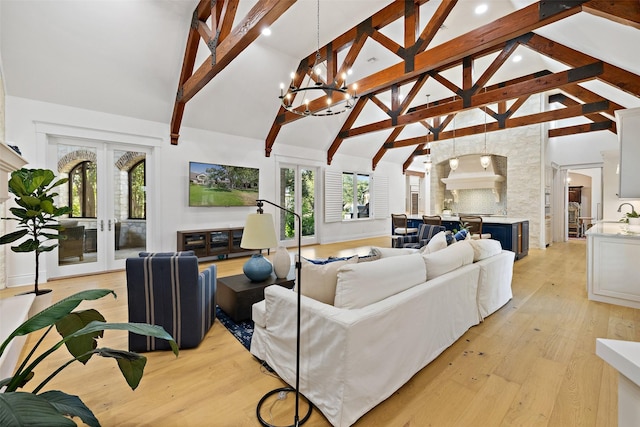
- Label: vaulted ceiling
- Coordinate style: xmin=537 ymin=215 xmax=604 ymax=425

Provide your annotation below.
xmin=2 ymin=0 xmax=639 ymax=172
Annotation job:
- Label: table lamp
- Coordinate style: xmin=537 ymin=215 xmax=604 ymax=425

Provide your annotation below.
xmin=240 ymin=209 xmax=278 ymax=282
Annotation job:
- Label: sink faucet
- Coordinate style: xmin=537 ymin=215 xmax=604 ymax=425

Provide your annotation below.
xmin=617 ymin=203 xmax=636 ymax=213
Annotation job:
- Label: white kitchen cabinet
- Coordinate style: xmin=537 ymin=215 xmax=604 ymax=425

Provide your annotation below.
xmin=586 ymin=222 xmax=640 ymax=309
xmin=615 ymin=107 xmax=640 ymax=199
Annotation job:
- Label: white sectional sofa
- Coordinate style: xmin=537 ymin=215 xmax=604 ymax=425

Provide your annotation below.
xmin=251 ymin=238 xmax=515 ymax=427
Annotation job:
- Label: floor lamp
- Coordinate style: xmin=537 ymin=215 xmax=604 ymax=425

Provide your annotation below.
xmin=241 ymin=199 xmax=312 ymax=427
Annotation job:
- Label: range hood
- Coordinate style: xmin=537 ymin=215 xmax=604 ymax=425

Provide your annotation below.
xmin=441 ymin=154 xmax=505 ymax=202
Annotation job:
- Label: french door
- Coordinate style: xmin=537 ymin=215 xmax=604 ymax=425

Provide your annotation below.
xmin=47 ymin=138 xmax=151 ymax=278
xmin=278 ymin=164 xmax=318 ymax=247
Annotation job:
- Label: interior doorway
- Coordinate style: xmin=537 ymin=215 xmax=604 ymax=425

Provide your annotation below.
xmin=565 ymin=167 xmax=602 ymax=240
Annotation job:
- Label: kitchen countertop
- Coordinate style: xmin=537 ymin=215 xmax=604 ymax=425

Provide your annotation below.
xmin=585 ymin=221 xmax=640 ymax=238
xmin=409 ymin=215 xmax=529 ymax=224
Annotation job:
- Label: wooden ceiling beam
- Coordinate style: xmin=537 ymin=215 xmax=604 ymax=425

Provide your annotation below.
xmin=560 ymin=83 xmax=623 ymax=118
xmin=276 ymin=1 xmax=587 ymax=124
xmin=582 ymin=0 xmax=640 ymax=30
xmin=387 ymin=100 xmax=610 ymax=149
xmin=171 ymin=0 xmax=296 ymax=144
xmin=548 ymin=92 xmax=613 ymax=129
xmin=327 ymin=96 xmax=368 ymax=165
xmin=524 ymin=33 xmax=640 ymax=98
xmin=549 ymin=120 xmax=615 ymax=137
xmin=344 ymin=62 xmax=603 ymax=138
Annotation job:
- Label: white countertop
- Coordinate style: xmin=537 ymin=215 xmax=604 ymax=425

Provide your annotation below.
xmin=585 ymin=221 xmax=640 ymax=238
xmin=431 ymin=216 xmax=528 ymax=224
xmin=596 ymin=338 xmax=640 ymax=387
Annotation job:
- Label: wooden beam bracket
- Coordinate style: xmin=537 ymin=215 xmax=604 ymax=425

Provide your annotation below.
xmin=539 ymin=0 xmax=590 ymax=19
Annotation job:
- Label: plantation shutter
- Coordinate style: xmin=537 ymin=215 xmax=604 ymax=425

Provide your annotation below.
xmin=373 ymin=175 xmax=389 ymax=219
xmin=324 ymin=170 xmax=343 ymax=223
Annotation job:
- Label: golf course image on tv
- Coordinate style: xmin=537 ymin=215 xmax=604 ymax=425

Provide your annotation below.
xmin=189 ymin=162 xmax=259 ymax=207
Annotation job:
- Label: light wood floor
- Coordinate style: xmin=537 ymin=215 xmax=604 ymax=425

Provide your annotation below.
xmin=2 ymin=237 xmax=638 ymax=426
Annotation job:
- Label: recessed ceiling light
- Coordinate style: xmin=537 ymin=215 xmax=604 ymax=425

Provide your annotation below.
xmin=261 ymin=28 xmax=271 ymax=36
xmin=512 ymin=55 xmax=523 ymax=63
xmin=475 ymin=4 xmax=488 ymax=15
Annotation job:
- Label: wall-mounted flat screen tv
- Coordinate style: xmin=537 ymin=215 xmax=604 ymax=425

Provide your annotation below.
xmin=189 ymin=162 xmax=259 ymax=207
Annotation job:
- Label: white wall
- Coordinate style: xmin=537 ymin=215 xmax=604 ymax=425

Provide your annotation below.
xmin=3 ymin=96 xmax=404 ymax=287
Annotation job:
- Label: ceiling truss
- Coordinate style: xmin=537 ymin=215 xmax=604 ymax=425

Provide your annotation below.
xmin=170 ymin=0 xmax=296 ymax=145
xmin=261 ymin=0 xmax=640 ymax=173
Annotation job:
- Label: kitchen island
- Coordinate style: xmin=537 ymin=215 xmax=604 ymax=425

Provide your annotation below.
xmin=406 ymin=215 xmax=529 ymax=259
xmin=586 ymin=221 xmax=640 ymax=309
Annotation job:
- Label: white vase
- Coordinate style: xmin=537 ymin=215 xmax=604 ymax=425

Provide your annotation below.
xmin=272 ymin=246 xmax=291 ymax=279
xmin=629 ymin=217 xmax=640 ymax=226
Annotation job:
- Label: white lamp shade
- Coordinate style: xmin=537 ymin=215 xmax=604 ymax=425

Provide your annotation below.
xmin=241 ymin=213 xmax=278 ymax=249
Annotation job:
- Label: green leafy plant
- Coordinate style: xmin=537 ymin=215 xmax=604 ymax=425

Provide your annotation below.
xmin=0 ymin=289 xmax=178 ymax=426
xmin=625 ymin=210 xmax=639 ymax=218
xmin=452 ymin=221 xmax=469 ymax=234
xmin=0 ymin=168 xmax=72 ymax=294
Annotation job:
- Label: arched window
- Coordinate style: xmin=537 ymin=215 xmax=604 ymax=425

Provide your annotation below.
xmin=129 ymin=160 xmax=146 ymax=219
xmin=69 ymin=161 xmax=97 ymax=218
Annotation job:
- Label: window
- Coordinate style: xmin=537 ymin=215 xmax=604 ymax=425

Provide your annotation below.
xmin=342 ymin=172 xmax=370 ymax=220
xmin=69 ymin=161 xmax=97 ymax=218
xmin=129 ymin=160 xmax=146 ymax=219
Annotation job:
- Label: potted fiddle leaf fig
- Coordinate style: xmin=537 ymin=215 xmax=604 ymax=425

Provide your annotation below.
xmin=0 ymin=168 xmax=72 ymax=302
xmin=0 ymin=289 xmax=178 ymax=426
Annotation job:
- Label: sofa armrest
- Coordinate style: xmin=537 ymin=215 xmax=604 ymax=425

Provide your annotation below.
xmin=197 ymin=264 xmax=217 ymax=329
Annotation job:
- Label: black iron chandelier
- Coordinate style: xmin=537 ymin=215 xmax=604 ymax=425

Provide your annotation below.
xmin=278 ymin=0 xmax=358 ymax=117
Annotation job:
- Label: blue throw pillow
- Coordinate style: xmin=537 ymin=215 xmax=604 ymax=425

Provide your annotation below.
xmin=454 ymin=229 xmax=468 ymax=241
xmin=303 ymin=255 xmax=355 ymax=265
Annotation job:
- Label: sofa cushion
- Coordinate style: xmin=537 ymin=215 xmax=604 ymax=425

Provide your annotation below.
xmin=297 ymin=256 xmax=359 ymax=305
xmin=372 ymin=246 xmax=419 ymax=258
xmin=334 ymin=253 xmax=426 ymax=309
xmin=419 ymin=231 xmax=447 ymax=255
xmin=422 ymin=240 xmax=474 ymax=281
xmin=469 ymin=239 xmax=502 ymax=261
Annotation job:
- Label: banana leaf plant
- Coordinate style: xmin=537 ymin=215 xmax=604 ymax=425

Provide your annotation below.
xmin=0 ymin=168 xmax=72 ymax=295
xmin=0 ymin=289 xmax=178 ymax=426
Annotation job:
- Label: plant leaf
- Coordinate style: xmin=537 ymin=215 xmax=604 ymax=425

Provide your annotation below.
xmin=95 ymin=348 xmax=147 ymax=390
xmin=69 ymin=322 xmax=179 ymax=357
xmin=0 ymin=289 xmax=116 ymax=358
xmin=55 ymin=310 xmax=106 ymax=363
xmin=0 ymin=392 xmax=77 ymax=427
xmin=40 ymin=390 xmax=100 ymax=427
xmin=0 ymin=229 xmax=29 ymax=244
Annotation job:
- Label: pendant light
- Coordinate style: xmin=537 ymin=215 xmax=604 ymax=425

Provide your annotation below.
xmin=480 ymin=89 xmax=491 ymax=169
xmin=449 ymin=103 xmax=459 ymax=171
xmin=424 ymin=142 xmax=432 ymax=174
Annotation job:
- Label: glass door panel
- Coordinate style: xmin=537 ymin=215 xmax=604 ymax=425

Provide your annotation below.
xmin=278 ymin=165 xmax=317 ymax=247
xmin=56 ymin=143 xmax=100 ymax=270
xmin=113 ymin=150 xmax=147 ymax=261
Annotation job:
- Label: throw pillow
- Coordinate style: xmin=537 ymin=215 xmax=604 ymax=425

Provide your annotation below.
xmin=454 ymin=229 xmax=468 ymax=241
xmin=334 ymin=253 xmax=426 ymax=309
xmin=445 ymin=231 xmax=456 ymax=246
xmin=296 ymin=256 xmax=359 ymax=305
xmin=358 ymin=248 xmax=382 ymax=263
xmin=468 ymin=239 xmax=502 ymax=261
xmin=372 ymin=246 xmax=419 ymax=258
xmin=422 ymin=240 xmax=474 ymax=281
xmin=419 ymin=231 xmax=448 ymax=255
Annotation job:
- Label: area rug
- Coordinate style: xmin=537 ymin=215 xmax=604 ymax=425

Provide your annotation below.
xmin=215 ymin=306 xmax=253 ymax=351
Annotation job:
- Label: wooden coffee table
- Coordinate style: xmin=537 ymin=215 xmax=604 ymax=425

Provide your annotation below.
xmin=217 ymin=270 xmax=295 ymax=322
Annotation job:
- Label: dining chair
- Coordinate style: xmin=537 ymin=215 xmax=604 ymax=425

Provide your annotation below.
xmin=391 ymin=213 xmax=418 ymax=236
xmin=422 ymin=215 xmax=442 ymax=226
xmin=459 ymin=215 xmax=491 ymax=239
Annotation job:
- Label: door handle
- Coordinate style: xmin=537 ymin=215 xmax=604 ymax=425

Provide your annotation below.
xmin=100 ymin=220 xmax=104 ymax=232
xmin=108 ymin=219 xmax=112 ymax=231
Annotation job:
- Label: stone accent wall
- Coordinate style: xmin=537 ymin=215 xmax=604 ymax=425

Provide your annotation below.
xmin=429 ymin=95 xmax=543 ymax=248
